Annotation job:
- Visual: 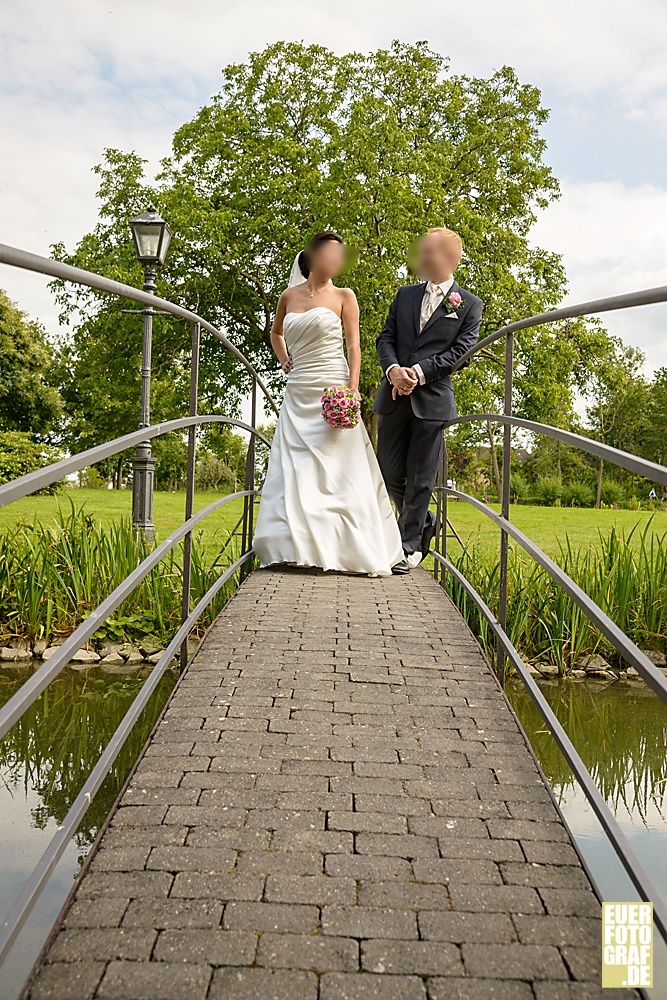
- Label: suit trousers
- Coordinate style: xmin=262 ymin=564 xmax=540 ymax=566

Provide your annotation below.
xmin=376 ymin=396 xmax=445 ymax=555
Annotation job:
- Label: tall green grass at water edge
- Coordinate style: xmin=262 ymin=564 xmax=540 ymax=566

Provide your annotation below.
xmin=447 ymin=522 xmax=667 ymax=673
xmin=0 ymin=505 xmax=241 ymax=647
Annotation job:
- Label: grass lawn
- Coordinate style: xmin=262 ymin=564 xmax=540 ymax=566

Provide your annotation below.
xmin=1 ymin=488 xmax=665 ymax=561
xmin=0 ymin=488 xmax=247 ymax=558
xmin=445 ymin=501 xmax=667 ymax=557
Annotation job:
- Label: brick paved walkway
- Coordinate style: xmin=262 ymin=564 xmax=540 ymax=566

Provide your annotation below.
xmin=25 ymin=568 xmax=621 ymax=1000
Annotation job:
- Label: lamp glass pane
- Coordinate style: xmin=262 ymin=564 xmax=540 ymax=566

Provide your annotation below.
xmin=133 ymin=224 xmax=161 ymax=260
xmin=159 ymin=227 xmax=172 ymax=261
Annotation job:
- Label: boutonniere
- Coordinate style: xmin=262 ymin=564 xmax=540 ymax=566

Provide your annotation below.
xmin=444 ymin=291 xmax=464 ymax=314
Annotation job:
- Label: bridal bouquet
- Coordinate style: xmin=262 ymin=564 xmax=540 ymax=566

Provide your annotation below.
xmin=321 ymin=385 xmax=361 ymax=429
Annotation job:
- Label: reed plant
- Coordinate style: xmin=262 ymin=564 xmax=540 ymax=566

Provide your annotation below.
xmin=0 ymin=503 xmax=241 ymax=647
xmin=446 ymin=521 xmax=667 ymax=673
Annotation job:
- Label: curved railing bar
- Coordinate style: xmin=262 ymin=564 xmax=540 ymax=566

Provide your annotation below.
xmin=0 ymin=490 xmax=256 ymax=743
xmin=451 ymin=283 xmax=667 ymax=372
xmin=0 ymin=416 xmax=270 ymax=509
xmin=446 ymin=488 xmax=667 ymax=701
xmin=0 ymin=243 xmax=279 ymax=416
xmin=431 ymin=550 xmax=667 ymax=944
xmin=0 ymin=549 xmax=252 ymax=965
xmin=448 ymin=414 xmax=667 ymax=485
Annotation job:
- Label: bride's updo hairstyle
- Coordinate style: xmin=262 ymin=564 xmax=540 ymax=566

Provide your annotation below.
xmin=298 ymin=232 xmax=343 ymax=279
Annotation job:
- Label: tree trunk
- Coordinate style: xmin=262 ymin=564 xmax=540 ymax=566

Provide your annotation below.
xmin=595 ymin=455 xmax=603 ymax=508
xmin=486 ymin=421 xmax=501 ymax=499
xmin=115 ymin=454 xmax=123 ymax=489
xmin=556 ymin=439 xmax=562 ymax=481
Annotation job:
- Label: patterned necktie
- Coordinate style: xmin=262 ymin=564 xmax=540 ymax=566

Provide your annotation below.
xmin=421 ymin=283 xmax=443 ymax=330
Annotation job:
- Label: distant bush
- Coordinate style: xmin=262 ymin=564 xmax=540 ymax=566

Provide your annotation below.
xmin=535 ymin=476 xmax=562 ymax=505
xmin=195 ymin=451 xmax=236 ymax=492
xmin=562 ymin=482 xmax=595 ymax=507
xmin=509 ymin=473 xmax=530 ymax=503
xmin=0 ymin=430 xmax=63 ymax=494
xmin=77 ymin=467 xmax=107 ymax=489
xmin=599 ymin=479 xmax=625 ymax=507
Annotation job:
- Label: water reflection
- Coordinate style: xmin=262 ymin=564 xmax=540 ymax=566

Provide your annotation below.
xmin=508 ymin=676 xmax=667 ymax=987
xmin=0 ymin=664 xmax=177 ymax=1000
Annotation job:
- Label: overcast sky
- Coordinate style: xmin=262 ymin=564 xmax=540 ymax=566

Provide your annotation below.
xmin=1 ymin=0 xmax=666 ymax=372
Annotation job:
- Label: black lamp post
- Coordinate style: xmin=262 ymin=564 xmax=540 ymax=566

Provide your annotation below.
xmin=129 ymin=206 xmax=173 ymax=539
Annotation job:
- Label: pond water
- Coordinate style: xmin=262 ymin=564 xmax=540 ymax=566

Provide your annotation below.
xmin=0 ymin=664 xmax=178 ymax=1000
xmin=508 ymin=674 xmax=667 ymax=990
xmin=0 ymin=665 xmax=665 ymax=998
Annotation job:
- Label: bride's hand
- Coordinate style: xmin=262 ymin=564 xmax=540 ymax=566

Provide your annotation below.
xmin=281 ymin=356 xmax=293 ymax=373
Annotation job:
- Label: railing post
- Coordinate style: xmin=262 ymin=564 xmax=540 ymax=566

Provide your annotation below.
xmin=240 ymin=377 xmax=258 ymax=581
xmin=180 ymin=321 xmax=200 ymax=671
xmin=433 ymin=434 xmax=448 ymax=584
xmin=497 ymin=332 xmax=514 ymax=686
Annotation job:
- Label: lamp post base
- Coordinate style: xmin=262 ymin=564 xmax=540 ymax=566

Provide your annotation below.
xmin=132 ymin=451 xmax=156 ymax=541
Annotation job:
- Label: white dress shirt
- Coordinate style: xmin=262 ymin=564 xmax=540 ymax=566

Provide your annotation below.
xmin=387 ymin=277 xmax=455 ymax=386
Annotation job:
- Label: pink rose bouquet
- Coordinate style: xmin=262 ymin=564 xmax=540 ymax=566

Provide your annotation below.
xmin=321 ymin=385 xmax=361 ymax=429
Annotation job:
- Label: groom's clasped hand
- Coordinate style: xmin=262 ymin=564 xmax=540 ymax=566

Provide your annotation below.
xmin=388 ymin=365 xmax=419 ymax=399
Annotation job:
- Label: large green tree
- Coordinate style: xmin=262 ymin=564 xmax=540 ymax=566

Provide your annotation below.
xmin=0 ymin=289 xmax=62 ymax=436
xmin=53 ymin=40 xmax=571 ymax=448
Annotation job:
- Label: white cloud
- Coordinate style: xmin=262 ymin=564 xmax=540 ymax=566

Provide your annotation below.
xmin=531 ymin=180 xmax=667 ymax=373
xmin=1 ymin=0 xmax=666 ymax=370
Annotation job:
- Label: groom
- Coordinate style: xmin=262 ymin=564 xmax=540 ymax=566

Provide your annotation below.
xmin=374 ymin=228 xmax=483 ymax=573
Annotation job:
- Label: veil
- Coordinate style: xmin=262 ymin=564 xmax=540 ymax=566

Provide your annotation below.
xmin=288 ymin=251 xmax=306 ymax=288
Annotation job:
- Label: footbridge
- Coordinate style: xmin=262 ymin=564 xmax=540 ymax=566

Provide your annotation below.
xmin=0 ymin=243 xmax=666 ymax=999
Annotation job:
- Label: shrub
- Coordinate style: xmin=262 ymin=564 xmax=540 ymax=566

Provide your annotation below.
xmin=195 ymin=451 xmax=237 ymax=492
xmin=509 ymin=473 xmax=530 ymax=503
xmin=535 ymin=476 xmax=562 ymax=505
xmin=77 ymin=467 xmax=107 ymax=489
xmin=561 ymin=482 xmax=595 ymax=507
xmin=600 ymin=479 xmax=625 ymax=507
xmin=0 ymin=430 xmax=63 ymax=494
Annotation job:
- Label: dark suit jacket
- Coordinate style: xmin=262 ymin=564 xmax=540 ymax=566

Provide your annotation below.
xmin=373 ymin=280 xmax=483 ymax=421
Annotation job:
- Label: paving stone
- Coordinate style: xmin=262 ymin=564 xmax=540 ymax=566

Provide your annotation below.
xmin=170 ymin=873 xmax=264 ymax=900
xmin=322 ymin=905 xmax=418 ymax=939
xmin=223 ymin=901 xmax=319 ymax=933
xmin=122 ymin=898 xmax=224 ymax=929
xmin=428 ymin=980 xmax=535 ymax=1000
xmin=462 ymin=943 xmax=569 ymax=979
xmin=358 ymin=880 xmax=449 ymax=910
xmin=320 ymin=972 xmax=427 ymax=999
xmin=257 ymin=932 xmax=359 ymax=971
xmin=328 ymin=811 xmax=408 ymax=834
xmin=97 ymin=960 xmax=212 ymax=998
xmin=419 ymin=910 xmax=516 ymax=943
xmin=63 ymin=895 xmax=129 ymax=929
xmin=361 ymin=938 xmax=462 ymax=975
xmin=153 ymin=928 xmax=257 ymax=965
xmin=27 ymin=962 xmax=106 ymax=999
xmin=265 ymin=874 xmax=357 ymax=906
xmin=47 ymin=927 xmax=156 ymax=963
xmin=209 ymin=967 xmax=318 ymax=999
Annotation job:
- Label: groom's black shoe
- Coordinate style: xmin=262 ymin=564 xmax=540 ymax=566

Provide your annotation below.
xmin=421 ymin=511 xmax=439 ymax=557
xmin=391 ymin=558 xmax=410 ymax=575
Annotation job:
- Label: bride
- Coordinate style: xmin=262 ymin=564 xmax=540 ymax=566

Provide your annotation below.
xmin=253 ymin=232 xmax=406 ymax=576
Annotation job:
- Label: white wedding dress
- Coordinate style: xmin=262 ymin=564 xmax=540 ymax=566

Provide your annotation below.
xmin=253 ymin=307 xmax=403 ymax=576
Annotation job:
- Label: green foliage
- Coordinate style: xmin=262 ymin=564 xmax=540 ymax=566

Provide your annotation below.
xmin=561 ymin=482 xmax=595 ymax=508
xmin=0 ymin=289 xmax=62 ymax=436
xmin=508 ymin=472 xmax=530 ymax=503
xmin=152 ymin=433 xmax=188 ymax=491
xmin=599 ymin=478 xmax=625 ymax=507
xmin=447 ymin=522 xmax=667 ymax=672
xmin=195 ymin=452 xmax=237 ymax=492
xmin=0 ymin=431 xmax=63 ymax=494
xmin=535 ymin=476 xmax=562 ymax=505
xmin=0 ymin=504 xmax=241 ymax=645
xmin=77 ymin=467 xmax=107 ymax=489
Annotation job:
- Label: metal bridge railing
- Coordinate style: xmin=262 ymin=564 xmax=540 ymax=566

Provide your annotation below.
xmin=1 ymin=242 xmax=666 ymax=966
xmin=429 ymin=284 xmax=667 ymax=948
xmin=0 ymin=243 xmax=275 ymax=965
